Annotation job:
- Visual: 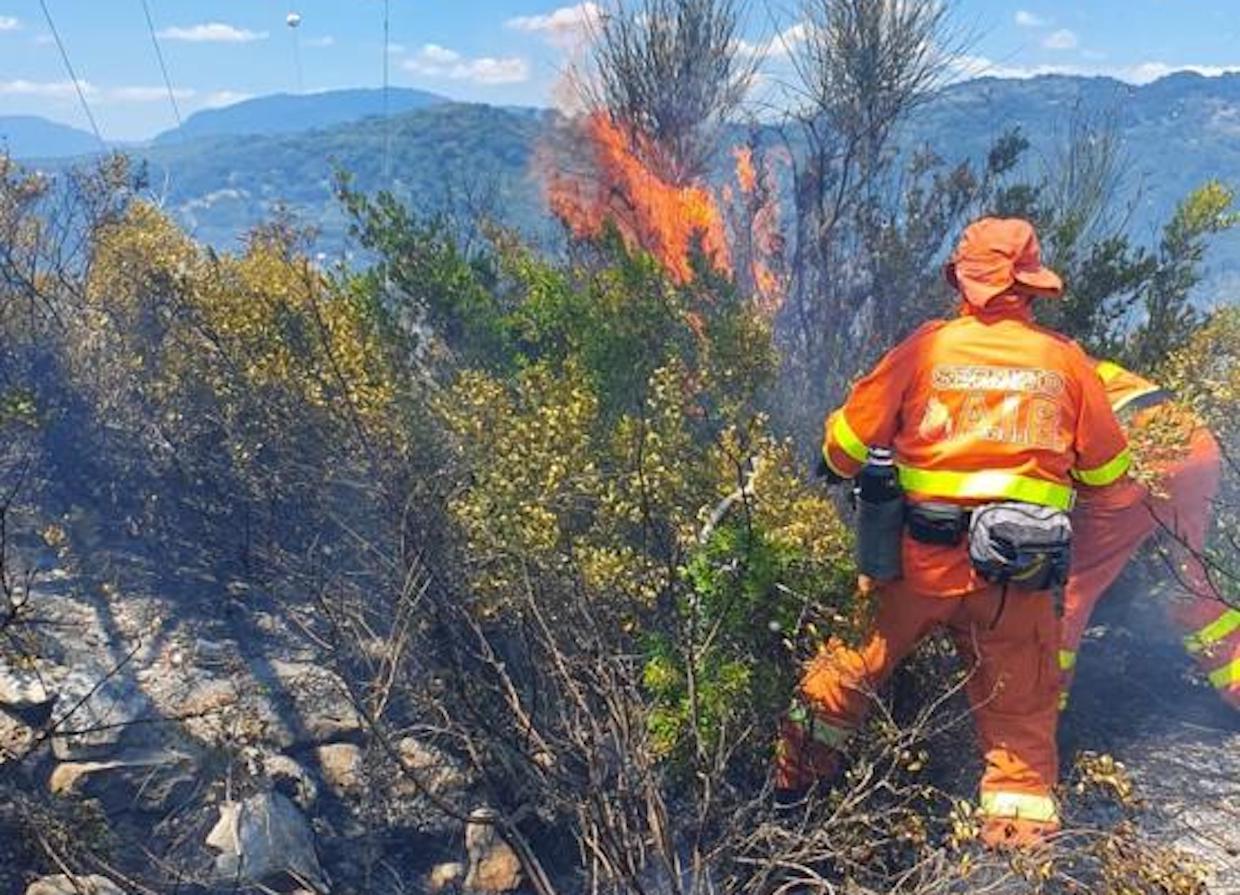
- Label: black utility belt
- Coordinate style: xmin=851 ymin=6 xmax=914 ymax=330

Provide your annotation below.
xmin=906 ymin=502 xmax=970 ymax=546
xmin=906 ymin=499 xmax=1074 ymax=593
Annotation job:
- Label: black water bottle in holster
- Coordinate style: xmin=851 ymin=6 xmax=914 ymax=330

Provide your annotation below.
xmin=855 ymin=447 xmax=904 ymax=581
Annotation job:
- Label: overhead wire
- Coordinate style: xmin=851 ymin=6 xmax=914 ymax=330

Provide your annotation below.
xmin=139 ymin=0 xmax=184 ymax=135
xmin=37 ymin=0 xmax=107 ymax=151
xmin=382 ymin=0 xmax=392 ymax=189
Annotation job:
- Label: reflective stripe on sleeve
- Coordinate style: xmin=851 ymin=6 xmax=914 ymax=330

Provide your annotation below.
xmin=1208 ymin=657 xmax=1240 ymax=690
xmin=1184 ymin=609 xmax=1240 ymax=655
xmin=897 ymin=467 xmax=1076 ymax=511
xmin=1058 ymin=650 xmax=1077 ymax=671
xmin=1112 ymin=385 xmax=1164 ymax=414
xmin=979 ymin=790 xmax=1060 ymax=823
xmin=1096 ymin=360 xmax=1125 ymax=383
xmin=821 ymin=443 xmax=851 ymax=480
xmin=1072 ymin=448 xmax=1131 ymax=487
xmin=829 ymin=411 xmax=869 ymax=465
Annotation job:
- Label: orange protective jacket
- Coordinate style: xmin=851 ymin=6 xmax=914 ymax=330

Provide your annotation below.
xmin=822 ymin=301 xmax=1131 ymax=595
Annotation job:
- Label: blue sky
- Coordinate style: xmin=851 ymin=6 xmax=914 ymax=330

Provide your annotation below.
xmin=2 ymin=1 xmax=1240 ymax=140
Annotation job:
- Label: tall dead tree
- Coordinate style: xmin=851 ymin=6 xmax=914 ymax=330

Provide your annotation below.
xmin=777 ymin=0 xmax=962 ymax=431
xmin=580 ymin=0 xmax=756 ymax=184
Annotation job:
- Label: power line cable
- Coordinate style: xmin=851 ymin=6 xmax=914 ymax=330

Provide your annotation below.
xmin=37 ymin=0 xmax=107 ymax=151
xmin=382 ymin=0 xmax=392 ymax=188
xmin=139 ymin=0 xmax=184 ymax=134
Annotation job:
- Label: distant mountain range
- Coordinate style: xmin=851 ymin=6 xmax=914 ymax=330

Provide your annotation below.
xmin=0 ymin=87 xmax=449 ymax=159
xmin=5 ymin=74 xmax=1240 ymax=302
xmin=151 ymin=87 xmax=448 ymax=145
xmin=0 ymin=115 xmax=100 ymax=159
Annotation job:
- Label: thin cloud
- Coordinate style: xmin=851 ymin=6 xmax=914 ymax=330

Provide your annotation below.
xmin=0 ymin=79 xmax=95 ymax=98
xmin=157 ymin=23 xmax=268 ymax=44
xmin=0 ymin=16 xmax=20 ymax=31
xmin=404 ymin=43 xmax=530 ymax=85
xmin=201 ymin=90 xmax=254 ymax=108
xmin=107 ymin=85 xmax=197 ymax=103
xmin=741 ymin=22 xmax=809 ymax=60
xmin=506 ymin=3 xmax=601 ymax=47
xmin=304 ymin=35 xmax=335 ymax=49
xmin=1014 ymin=11 xmax=1048 ymax=28
xmin=950 ymin=54 xmax=1240 ymax=85
xmin=1043 ymin=29 xmax=1079 ymax=51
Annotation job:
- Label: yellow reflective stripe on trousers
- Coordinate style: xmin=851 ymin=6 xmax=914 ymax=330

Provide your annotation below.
xmin=1058 ymin=691 xmax=1070 ymax=711
xmin=897 ymin=467 xmax=1076 ymax=511
xmin=1184 ymin=609 xmax=1240 ymax=655
xmin=1058 ymin=650 xmax=1077 ymax=671
xmin=830 ymin=411 xmax=869 ymax=465
xmin=1208 ymin=657 xmax=1240 ymax=690
xmin=1096 ymin=360 xmax=1125 ymax=383
xmin=1072 ymin=447 xmax=1132 ymax=487
xmin=979 ymin=790 xmax=1059 ymax=823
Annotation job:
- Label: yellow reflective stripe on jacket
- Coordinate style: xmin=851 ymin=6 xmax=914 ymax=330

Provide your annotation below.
xmin=979 ymin=790 xmax=1060 ymax=823
xmin=1184 ymin=609 xmax=1240 ymax=655
xmin=1095 ymin=360 xmax=1166 ymax=413
xmin=829 ymin=411 xmax=869 ymax=465
xmin=1209 ymin=657 xmax=1240 ymax=690
xmin=1096 ymin=360 xmax=1125 ymax=383
xmin=1112 ymin=385 xmax=1164 ymax=414
xmin=1058 ymin=650 xmax=1077 ymax=671
xmin=897 ymin=467 xmax=1076 ymax=511
xmin=1072 ymin=448 xmax=1131 ymax=487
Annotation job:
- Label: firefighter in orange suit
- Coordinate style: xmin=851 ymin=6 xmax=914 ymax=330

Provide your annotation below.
xmin=1059 ymin=362 xmax=1230 ymax=709
xmin=775 ymin=218 xmax=1131 ymax=848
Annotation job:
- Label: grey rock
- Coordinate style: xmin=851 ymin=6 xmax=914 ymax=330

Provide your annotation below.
xmin=396 ymin=736 xmax=470 ymax=795
xmin=464 ymin=807 xmax=523 ymax=894
xmin=50 ymin=668 xmax=151 ymax=760
xmin=0 ymin=663 xmax=57 ymax=726
xmin=266 ymin=659 xmax=363 ymax=745
xmin=48 ymin=748 xmax=199 ymax=814
xmin=428 ymin=861 xmax=466 ymax=893
xmin=207 ymin=791 xmax=328 ymax=892
xmin=263 ymin=752 xmax=319 ymax=809
xmin=25 ymin=875 xmax=124 ymax=895
xmin=316 ymin=742 xmax=364 ymax=795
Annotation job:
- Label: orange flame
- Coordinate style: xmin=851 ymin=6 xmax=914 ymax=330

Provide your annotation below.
xmin=729 ymin=143 xmax=787 ymax=316
xmin=547 ymin=113 xmax=731 ymax=284
xmin=733 ymin=146 xmax=758 ymax=195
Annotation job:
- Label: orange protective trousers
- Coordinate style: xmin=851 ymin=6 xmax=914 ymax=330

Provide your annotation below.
xmin=777 ymin=569 xmax=1061 ymax=806
xmin=1061 ymin=427 xmax=1233 ymax=707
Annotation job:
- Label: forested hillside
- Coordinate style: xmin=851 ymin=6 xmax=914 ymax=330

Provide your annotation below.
xmin=111 ymin=71 xmax=1240 ymax=298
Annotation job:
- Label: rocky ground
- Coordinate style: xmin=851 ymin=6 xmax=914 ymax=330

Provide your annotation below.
xmin=1 ymin=493 xmax=1237 ymax=893
xmin=0 ymin=495 xmax=497 ymax=895
xmin=1061 ymin=578 xmax=1240 ymax=892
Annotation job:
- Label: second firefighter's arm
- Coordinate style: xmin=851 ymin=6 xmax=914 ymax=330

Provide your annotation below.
xmin=1069 ymin=350 xmax=1132 ymax=490
xmin=821 ymin=337 xmax=917 ymax=479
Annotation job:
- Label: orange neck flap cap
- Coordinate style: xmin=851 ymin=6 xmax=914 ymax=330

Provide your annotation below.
xmin=945 ymin=217 xmax=1064 ymax=309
